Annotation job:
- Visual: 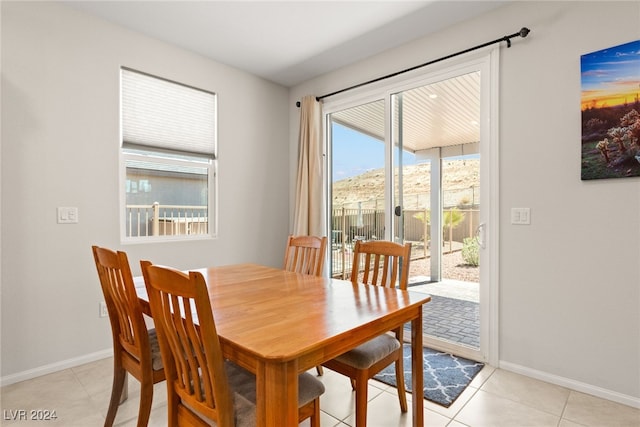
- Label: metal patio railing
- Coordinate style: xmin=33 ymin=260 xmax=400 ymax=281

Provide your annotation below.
xmin=330 ymin=207 xmax=479 ymax=279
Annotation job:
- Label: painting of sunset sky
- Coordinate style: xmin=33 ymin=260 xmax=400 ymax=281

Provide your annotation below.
xmin=581 ymin=39 xmax=640 ymax=180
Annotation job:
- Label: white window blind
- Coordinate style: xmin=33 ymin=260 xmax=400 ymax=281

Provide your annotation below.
xmin=121 ymin=68 xmax=216 ymax=158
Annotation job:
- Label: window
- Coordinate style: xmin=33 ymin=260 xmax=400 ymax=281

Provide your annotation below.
xmin=120 ymin=68 xmax=217 ymax=241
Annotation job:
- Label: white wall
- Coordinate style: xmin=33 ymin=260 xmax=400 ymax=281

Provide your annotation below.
xmin=290 ymin=1 xmax=640 ymax=405
xmin=1 ymin=2 xmax=290 ymax=381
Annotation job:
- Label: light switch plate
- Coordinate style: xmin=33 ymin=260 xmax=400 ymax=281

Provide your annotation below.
xmin=57 ymin=207 xmax=78 ymax=224
xmin=511 ymin=207 xmax=530 ymax=225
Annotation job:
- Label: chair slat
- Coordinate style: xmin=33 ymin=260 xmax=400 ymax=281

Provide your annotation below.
xmin=284 ymin=235 xmax=328 ymax=277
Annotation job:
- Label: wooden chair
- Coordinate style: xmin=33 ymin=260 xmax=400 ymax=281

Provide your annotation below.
xmin=140 ymin=261 xmax=325 ymax=427
xmin=322 ymin=240 xmax=412 ymax=427
xmin=91 ymin=246 xmax=165 ymax=427
xmin=284 ymin=234 xmax=328 ymax=376
xmin=283 ymin=234 xmax=328 ymax=277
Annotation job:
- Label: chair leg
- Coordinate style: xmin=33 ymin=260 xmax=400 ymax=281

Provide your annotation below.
xmin=166 ymin=384 xmax=180 ymax=427
xmin=310 ymin=398 xmax=321 ymax=427
xmin=136 ymin=377 xmax=154 ymax=427
xmin=316 ymin=365 xmax=324 ymax=376
xmin=354 ymin=373 xmax=369 ymax=427
xmin=394 ymin=358 xmax=408 ymax=413
xmin=118 ymin=373 xmax=128 ymax=404
xmin=104 ymin=366 xmax=126 ymax=427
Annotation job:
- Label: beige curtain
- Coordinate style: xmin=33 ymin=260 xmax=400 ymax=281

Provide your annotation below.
xmin=293 ymin=95 xmax=324 ymax=237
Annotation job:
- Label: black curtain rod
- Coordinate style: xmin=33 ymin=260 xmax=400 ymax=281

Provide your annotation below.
xmin=296 ymin=27 xmax=530 ymax=107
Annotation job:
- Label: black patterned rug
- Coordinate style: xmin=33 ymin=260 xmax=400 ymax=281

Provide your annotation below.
xmin=373 ymin=344 xmax=484 ymax=407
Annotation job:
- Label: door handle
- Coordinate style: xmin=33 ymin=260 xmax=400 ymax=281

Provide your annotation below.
xmin=476 ymin=223 xmax=486 ymax=249
xmin=394 ymin=206 xmax=402 ymax=216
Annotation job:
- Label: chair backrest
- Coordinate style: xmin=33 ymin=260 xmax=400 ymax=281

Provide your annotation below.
xmin=140 ymin=261 xmax=235 ymax=427
xmin=283 ymin=235 xmax=328 ymax=277
xmin=350 ymin=240 xmax=412 ymax=290
xmin=92 ymin=246 xmax=150 ymax=365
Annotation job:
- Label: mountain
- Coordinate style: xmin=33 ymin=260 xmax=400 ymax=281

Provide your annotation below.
xmin=332 ymin=159 xmax=480 ymax=209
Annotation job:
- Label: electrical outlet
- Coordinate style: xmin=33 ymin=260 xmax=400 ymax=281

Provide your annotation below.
xmin=99 ymin=301 xmax=108 ymax=318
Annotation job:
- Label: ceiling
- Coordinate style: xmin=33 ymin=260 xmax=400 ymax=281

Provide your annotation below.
xmin=65 ymin=1 xmax=507 ymax=87
xmin=331 ymin=71 xmax=481 ymax=152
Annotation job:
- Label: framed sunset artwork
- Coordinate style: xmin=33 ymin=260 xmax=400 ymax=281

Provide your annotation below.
xmin=581 ymin=39 xmax=640 ymax=180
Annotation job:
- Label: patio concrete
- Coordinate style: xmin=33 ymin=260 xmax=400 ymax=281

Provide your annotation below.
xmin=408 ymin=279 xmax=480 ymax=348
xmin=410 ymin=279 xmax=479 ymax=302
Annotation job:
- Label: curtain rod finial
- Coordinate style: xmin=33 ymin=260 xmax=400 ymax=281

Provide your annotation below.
xmin=520 ymin=27 xmax=530 ymax=38
xmin=296 ymin=101 xmax=301 ymax=108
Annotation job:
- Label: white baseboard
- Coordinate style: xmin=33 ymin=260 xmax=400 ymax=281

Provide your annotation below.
xmin=499 ymin=360 xmax=640 ymax=409
xmin=3 ymin=350 xmax=638 ymax=411
xmin=0 ymin=348 xmax=113 ymax=387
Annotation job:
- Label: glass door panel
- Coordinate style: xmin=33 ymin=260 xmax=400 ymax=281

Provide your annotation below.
xmin=391 ymin=72 xmax=481 ymax=354
xmin=329 ymin=99 xmax=387 ymax=280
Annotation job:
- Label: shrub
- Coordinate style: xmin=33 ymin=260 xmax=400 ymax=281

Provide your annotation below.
xmin=461 ymin=237 xmax=479 ymax=266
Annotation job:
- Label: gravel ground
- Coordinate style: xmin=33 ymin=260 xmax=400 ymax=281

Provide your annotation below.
xmin=331 ymin=245 xmax=479 ymax=283
xmin=410 ymin=250 xmax=479 ymax=283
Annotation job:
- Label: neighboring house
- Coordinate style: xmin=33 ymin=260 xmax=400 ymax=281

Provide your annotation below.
xmin=126 ymin=167 xmax=207 ymax=236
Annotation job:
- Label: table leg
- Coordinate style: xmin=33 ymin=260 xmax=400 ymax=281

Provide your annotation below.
xmin=411 ymin=309 xmax=424 ymax=427
xmin=256 ymin=359 xmax=299 ymax=427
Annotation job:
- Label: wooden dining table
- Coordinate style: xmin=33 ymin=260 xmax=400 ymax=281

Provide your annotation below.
xmin=135 ymin=263 xmax=431 ymax=427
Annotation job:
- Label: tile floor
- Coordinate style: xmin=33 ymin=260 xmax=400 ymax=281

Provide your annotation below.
xmin=1 ymin=357 xmax=639 ymax=426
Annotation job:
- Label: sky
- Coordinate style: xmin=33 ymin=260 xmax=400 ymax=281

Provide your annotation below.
xmin=580 ymin=39 xmax=640 ymax=110
xmin=331 ymin=123 xmax=417 ymax=182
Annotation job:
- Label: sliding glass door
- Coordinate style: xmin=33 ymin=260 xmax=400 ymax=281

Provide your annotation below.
xmin=324 ymin=53 xmax=496 ymax=363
